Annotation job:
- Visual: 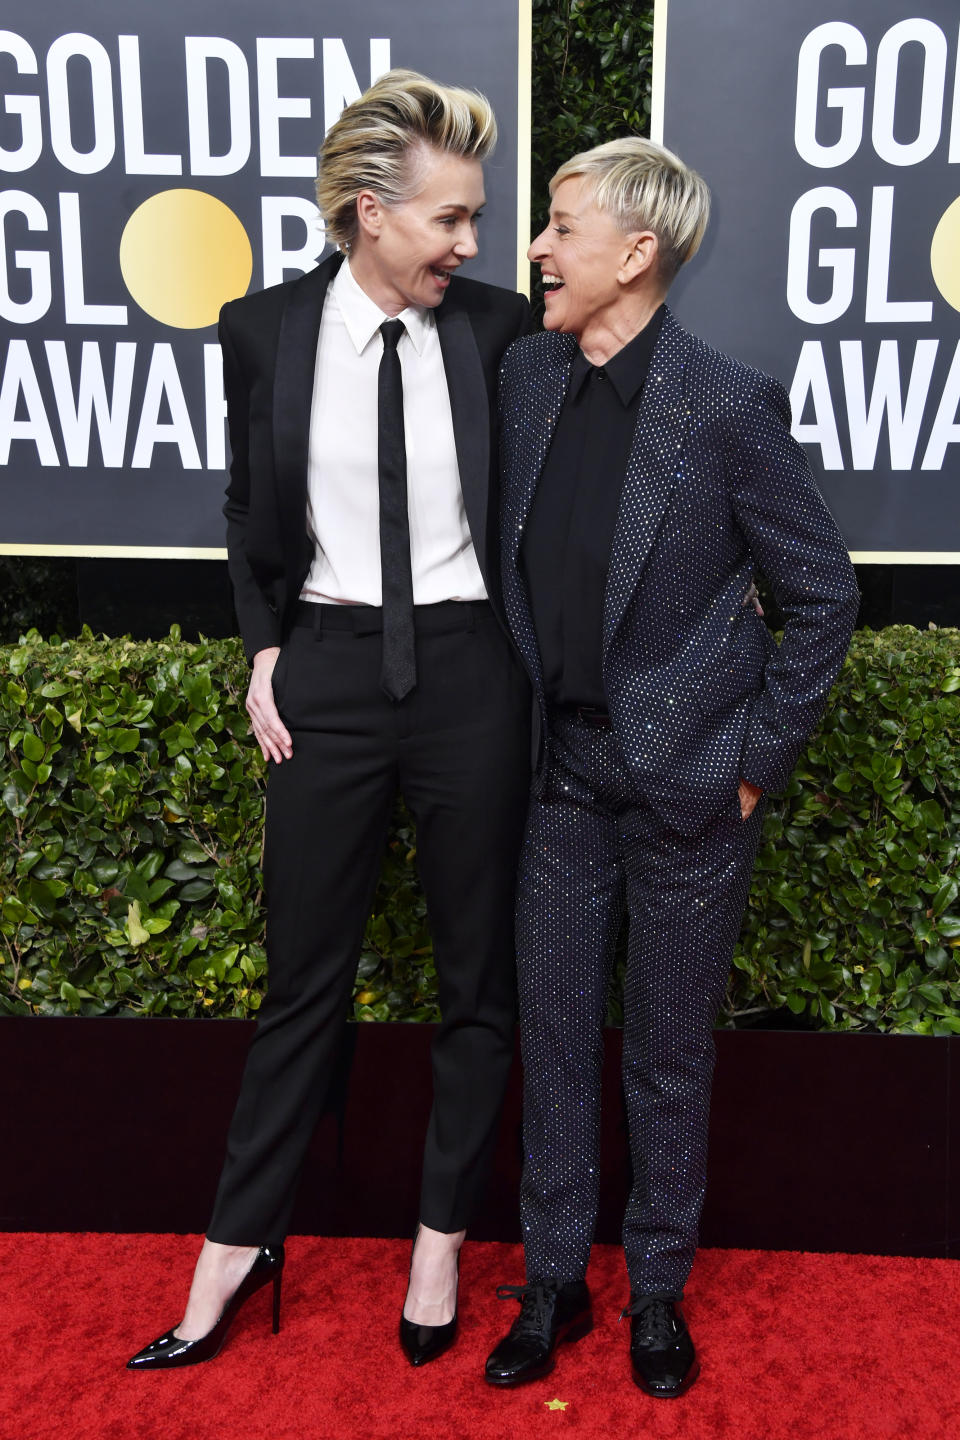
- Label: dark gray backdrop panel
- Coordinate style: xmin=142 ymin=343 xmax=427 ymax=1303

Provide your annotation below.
xmin=0 ymin=1 xmax=523 ymax=550
xmin=660 ymin=0 xmax=959 ymax=555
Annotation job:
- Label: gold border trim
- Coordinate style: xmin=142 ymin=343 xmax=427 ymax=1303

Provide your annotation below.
xmin=651 ymin=0 xmax=668 ymax=143
xmin=516 ymin=0 xmax=533 ymax=295
xmin=0 ymin=544 xmax=227 ymax=560
xmin=848 ymin=552 xmax=960 ymax=565
xmin=3 ymin=544 xmax=952 ymax=564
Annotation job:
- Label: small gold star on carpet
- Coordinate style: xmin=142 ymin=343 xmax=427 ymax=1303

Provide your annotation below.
xmin=544 ymin=1398 xmax=569 ymax=1411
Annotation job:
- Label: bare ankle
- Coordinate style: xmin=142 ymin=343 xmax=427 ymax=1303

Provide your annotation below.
xmin=414 ymin=1224 xmax=466 ymax=1254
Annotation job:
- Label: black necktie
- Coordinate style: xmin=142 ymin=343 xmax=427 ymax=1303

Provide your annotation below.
xmin=377 ymin=319 xmax=416 ymax=701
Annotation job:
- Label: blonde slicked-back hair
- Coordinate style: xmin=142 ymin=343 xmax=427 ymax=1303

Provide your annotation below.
xmin=551 ymin=137 xmax=710 ymax=283
xmin=316 ymin=68 xmax=497 ymax=250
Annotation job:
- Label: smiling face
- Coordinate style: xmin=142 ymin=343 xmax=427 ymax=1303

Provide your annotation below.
xmin=350 ymin=145 xmax=485 ymax=314
xmin=528 ymin=174 xmax=656 ymax=344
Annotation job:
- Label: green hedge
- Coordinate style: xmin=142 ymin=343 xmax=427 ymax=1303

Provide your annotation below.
xmin=0 ymin=630 xmax=436 ymax=1024
xmin=733 ymin=626 xmax=960 ymax=1034
xmin=531 ymin=0 xmax=654 ymax=203
xmin=2 ymin=627 xmax=958 ymax=1032
xmin=528 ymin=0 xmax=654 ymax=312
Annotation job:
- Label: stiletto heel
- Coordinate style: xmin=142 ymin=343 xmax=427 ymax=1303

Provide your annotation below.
xmin=399 ymin=1228 xmax=460 ymax=1367
xmin=127 ymin=1244 xmax=285 ymax=1371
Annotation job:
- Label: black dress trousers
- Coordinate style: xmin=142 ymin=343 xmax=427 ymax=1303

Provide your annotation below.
xmin=207 ymin=599 xmax=531 ymax=1245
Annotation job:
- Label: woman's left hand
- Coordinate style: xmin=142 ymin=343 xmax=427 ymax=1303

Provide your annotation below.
xmin=738 ymin=778 xmax=763 ymax=820
xmin=743 ymin=582 xmax=764 ymax=617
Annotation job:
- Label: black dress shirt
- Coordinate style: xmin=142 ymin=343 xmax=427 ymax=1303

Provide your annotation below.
xmin=521 ymin=306 xmax=664 ymax=707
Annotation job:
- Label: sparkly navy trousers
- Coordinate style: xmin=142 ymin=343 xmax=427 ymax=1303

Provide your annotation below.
xmin=517 ymin=711 xmax=764 ymax=1297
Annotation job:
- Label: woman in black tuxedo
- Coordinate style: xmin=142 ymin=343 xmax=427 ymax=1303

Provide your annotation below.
xmin=128 ymin=70 xmax=531 ymax=1371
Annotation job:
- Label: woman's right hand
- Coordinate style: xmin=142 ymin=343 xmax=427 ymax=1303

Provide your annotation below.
xmin=246 ymin=647 xmax=294 ymax=764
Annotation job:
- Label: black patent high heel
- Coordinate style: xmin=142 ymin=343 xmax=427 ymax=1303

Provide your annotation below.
xmin=127 ymin=1244 xmax=285 ymax=1370
xmin=399 ymin=1227 xmax=460 ymax=1367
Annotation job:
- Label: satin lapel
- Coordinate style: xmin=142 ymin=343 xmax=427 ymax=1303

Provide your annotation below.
xmin=603 ymin=310 xmax=693 ymax=655
xmin=272 ymin=253 xmax=341 ymax=560
xmin=436 ymin=303 xmax=491 ymax=579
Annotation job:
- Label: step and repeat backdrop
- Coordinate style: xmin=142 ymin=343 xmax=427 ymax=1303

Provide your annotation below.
xmin=655 ymin=0 xmax=960 ymax=561
xmin=0 ymin=3 xmax=530 ymax=555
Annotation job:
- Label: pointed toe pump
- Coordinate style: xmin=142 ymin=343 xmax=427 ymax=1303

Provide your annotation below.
xmin=127 ymin=1244 xmax=285 ymax=1371
xmin=399 ymin=1239 xmax=460 ymax=1367
xmin=399 ymin=1303 xmax=459 ymax=1367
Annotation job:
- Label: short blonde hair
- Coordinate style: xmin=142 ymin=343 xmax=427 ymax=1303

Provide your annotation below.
xmin=316 ymin=69 xmax=497 ymax=249
xmin=551 ymin=137 xmax=710 ymax=282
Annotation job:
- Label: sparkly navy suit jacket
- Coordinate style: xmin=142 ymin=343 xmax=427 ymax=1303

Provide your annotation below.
xmin=499 ymin=307 xmax=859 ymax=835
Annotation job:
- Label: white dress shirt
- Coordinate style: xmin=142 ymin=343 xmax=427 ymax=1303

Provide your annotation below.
xmin=300 ymin=259 xmax=488 ymax=606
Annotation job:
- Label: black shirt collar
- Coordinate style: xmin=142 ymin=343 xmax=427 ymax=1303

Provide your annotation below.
xmin=569 ymin=303 xmax=665 ymax=406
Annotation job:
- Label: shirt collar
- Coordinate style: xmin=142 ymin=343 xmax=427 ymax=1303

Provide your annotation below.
xmin=570 ymin=304 xmax=665 ymax=406
xmin=334 ymin=259 xmax=432 ymax=356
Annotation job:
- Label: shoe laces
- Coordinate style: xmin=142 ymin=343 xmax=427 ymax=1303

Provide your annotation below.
xmin=496 ymin=1282 xmax=556 ymax=1339
xmin=619 ymin=1295 xmax=679 ymax=1346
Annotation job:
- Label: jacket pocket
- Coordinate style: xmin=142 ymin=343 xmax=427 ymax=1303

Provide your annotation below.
xmin=692 ymin=618 xmax=774 ymax=713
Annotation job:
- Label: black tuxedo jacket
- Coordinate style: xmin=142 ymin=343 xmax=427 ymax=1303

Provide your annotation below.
xmin=220 ymin=252 xmax=530 ymax=661
xmin=500 ymin=307 xmax=860 ymax=835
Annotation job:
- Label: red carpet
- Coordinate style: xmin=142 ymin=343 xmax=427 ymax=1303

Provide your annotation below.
xmin=1 ymin=1236 xmax=956 ymax=1440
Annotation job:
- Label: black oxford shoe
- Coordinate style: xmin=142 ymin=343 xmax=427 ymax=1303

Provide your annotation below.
xmin=625 ymin=1294 xmax=700 ymax=1398
xmin=485 ymin=1279 xmax=592 ymax=1386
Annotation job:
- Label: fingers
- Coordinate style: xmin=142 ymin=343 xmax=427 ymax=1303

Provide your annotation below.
xmin=250 ymin=696 xmax=293 ymax=764
xmin=246 ymin=651 xmax=293 ymax=764
xmin=742 ymin=581 xmax=765 ymax=618
xmin=738 ymin=778 xmax=763 ymax=820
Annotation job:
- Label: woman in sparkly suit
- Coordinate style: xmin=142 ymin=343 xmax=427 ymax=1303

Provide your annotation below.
xmin=485 ymin=137 xmax=858 ymax=1397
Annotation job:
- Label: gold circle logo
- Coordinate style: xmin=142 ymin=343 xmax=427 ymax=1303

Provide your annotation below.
xmin=931 ymin=196 xmax=960 ymax=314
xmin=119 ymin=189 xmax=252 ymax=329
